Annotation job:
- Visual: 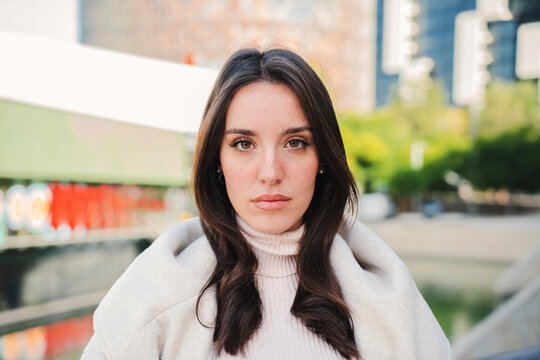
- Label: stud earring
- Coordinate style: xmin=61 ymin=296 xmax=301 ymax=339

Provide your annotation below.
xmin=318 ymin=167 xmax=325 ymax=175
xmin=217 ymin=168 xmax=225 ymax=184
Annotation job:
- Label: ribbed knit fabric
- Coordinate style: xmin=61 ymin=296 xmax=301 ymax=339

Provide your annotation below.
xmin=213 ymin=217 xmax=345 ymax=360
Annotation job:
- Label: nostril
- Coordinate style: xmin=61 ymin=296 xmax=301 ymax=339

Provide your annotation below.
xmin=259 ymin=168 xmax=283 ymax=184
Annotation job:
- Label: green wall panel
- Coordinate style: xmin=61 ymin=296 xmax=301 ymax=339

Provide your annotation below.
xmin=0 ymin=100 xmax=192 ymax=186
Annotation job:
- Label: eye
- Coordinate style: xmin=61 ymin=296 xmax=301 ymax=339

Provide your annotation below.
xmin=230 ymin=138 xmax=254 ymax=151
xmin=239 ymin=141 xmax=252 ymax=150
xmin=286 ymin=138 xmax=309 ymax=150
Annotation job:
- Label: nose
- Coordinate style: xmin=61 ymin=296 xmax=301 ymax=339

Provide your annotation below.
xmin=258 ymin=148 xmax=283 ymax=185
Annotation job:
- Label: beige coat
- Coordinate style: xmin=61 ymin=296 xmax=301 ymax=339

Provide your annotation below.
xmin=81 ymin=217 xmax=451 ymax=359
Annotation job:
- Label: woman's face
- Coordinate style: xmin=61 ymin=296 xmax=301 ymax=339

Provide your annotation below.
xmin=220 ymin=81 xmax=319 ymax=234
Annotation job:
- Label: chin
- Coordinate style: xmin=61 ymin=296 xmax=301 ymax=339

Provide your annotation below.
xmin=244 ymin=214 xmax=301 ymax=234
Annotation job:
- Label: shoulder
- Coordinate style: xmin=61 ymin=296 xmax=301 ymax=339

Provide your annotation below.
xmin=332 ymin=216 xmax=451 ymax=358
xmin=91 ymin=217 xmax=216 ymax=353
xmin=331 ymin=216 xmax=419 ymax=309
xmin=331 ymin=216 xmax=417 ymax=315
xmin=334 ymin=215 xmax=409 ymax=276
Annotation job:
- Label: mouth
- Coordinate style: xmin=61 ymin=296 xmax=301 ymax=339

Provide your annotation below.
xmin=252 ymin=194 xmax=291 ymax=210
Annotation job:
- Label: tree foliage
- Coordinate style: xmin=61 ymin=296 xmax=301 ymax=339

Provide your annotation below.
xmin=339 ymin=80 xmax=540 ymax=198
xmin=464 ymin=127 xmax=540 ymax=192
xmin=479 ymin=81 xmax=539 ymax=137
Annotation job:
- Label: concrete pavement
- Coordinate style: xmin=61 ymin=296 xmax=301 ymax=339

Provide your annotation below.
xmin=362 ymin=212 xmax=540 ymax=290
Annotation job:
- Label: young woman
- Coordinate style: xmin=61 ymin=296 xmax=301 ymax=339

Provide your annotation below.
xmin=82 ymin=48 xmax=450 ymax=360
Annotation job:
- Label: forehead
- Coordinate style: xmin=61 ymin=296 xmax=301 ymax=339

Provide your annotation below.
xmin=224 ymin=82 xmax=309 ymax=131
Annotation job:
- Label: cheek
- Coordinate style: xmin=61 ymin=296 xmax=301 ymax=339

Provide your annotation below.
xmin=288 ymin=159 xmax=319 ymax=192
xmin=220 ymin=146 xmax=242 ymax=179
xmin=222 ymin=155 xmax=252 ymax=180
xmin=225 ymin=168 xmax=250 ymax=192
xmin=220 ymin=155 xmax=253 ymax=200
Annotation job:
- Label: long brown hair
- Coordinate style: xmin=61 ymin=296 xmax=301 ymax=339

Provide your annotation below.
xmin=192 ymin=47 xmax=359 ymax=359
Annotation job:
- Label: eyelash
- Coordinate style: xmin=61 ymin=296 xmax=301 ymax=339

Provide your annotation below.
xmin=229 ymin=137 xmax=311 ymax=152
xmin=286 ymin=138 xmax=311 ymax=150
xmin=229 ymin=137 xmax=253 ymax=151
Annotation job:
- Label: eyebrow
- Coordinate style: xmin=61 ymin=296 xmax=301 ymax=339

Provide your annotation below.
xmin=224 ymin=128 xmax=255 ymax=136
xmin=284 ymin=126 xmax=312 ymax=135
xmin=224 ymin=126 xmax=312 ymax=136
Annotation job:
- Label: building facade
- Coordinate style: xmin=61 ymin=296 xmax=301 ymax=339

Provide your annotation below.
xmin=80 ymin=0 xmax=377 ymax=112
xmin=375 ymin=0 xmax=540 ymax=107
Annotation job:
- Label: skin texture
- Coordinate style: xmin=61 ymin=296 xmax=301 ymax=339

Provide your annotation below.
xmin=219 ymin=82 xmax=319 ymax=234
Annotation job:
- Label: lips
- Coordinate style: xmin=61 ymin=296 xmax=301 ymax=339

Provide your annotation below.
xmin=252 ymin=194 xmax=291 ymax=210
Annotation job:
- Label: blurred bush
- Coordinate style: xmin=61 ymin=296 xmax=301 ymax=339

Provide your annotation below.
xmin=479 ymin=81 xmax=540 ymax=137
xmin=339 ymin=80 xmax=540 ymax=205
xmin=464 ymin=127 xmax=540 ymax=192
xmin=388 ymin=167 xmax=424 ymax=199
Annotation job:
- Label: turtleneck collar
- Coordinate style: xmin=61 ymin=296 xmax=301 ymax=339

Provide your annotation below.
xmin=237 ymin=216 xmax=304 ymax=277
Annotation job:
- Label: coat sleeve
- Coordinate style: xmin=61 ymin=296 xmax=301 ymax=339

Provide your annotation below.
xmin=80 ymin=319 xmax=164 ymax=360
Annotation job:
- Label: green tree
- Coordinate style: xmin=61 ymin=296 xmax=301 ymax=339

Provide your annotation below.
xmin=340 ymin=82 xmax=470 ymax=196
xmin=388 ymin=80 xmax=449 ymax=139
xmin=464 ymin=127 xmax=540 ymax=192
xmin=479 ymin=81 xmax=539 ymax=137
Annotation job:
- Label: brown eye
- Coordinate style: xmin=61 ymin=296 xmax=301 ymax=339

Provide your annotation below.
xmin=240 ymin=141 xmax=252 ymax=150
xmin=230 ymin=138 xmax=254 ymax=151
xmin=287 ymin=139 xmax=307 ymax=149
xmin=289 ymin=139 xmax=300 ymax=148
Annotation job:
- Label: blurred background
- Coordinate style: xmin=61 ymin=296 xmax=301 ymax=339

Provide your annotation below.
xmin=0 ymin=0 xmax=539 ymax=359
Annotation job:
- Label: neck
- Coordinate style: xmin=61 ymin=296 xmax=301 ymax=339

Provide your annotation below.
xmin=237 ymin=216 xmax=304 ymax=277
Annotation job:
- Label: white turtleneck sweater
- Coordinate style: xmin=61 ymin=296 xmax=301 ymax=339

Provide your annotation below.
xmin=214 ymin=218 xmax=345 ymax=360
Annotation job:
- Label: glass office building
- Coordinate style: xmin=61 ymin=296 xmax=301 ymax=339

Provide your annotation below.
xmin=375 ymin=0 xmax=540 ymax=107
xmin=488 ymin=20 xmax=518 ymax=82
xmin=375 ymin=0 xmax=399 ymax=106
xmin=414 ymin=0 xmax=475 ymax=101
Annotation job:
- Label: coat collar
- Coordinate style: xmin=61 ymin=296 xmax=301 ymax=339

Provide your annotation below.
xmin=94 ymin=216 xmax=449 ymax=359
